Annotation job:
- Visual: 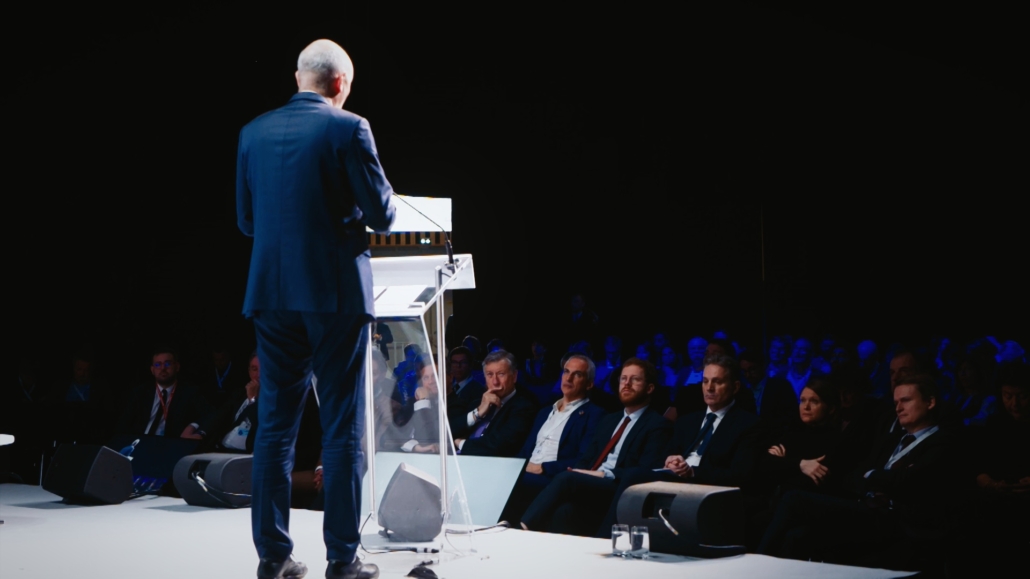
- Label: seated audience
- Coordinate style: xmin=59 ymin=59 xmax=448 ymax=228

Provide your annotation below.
xmin=759 ymin=378 xmax=845 ymax=495
xmin=602 ymin=354 xmax=762 ymax=534
xmin=758 ymin=372 xmax=967 ymax=571
xmin=767 ymin=336 xmax=791 ymax=379
xmin=380 ymin=362 xmax=442 ymax=453
xmin=116 ymin=346 xmax=213 ymax=439
xmin=452 ymin=350 xmax=538 ymax=457
xmin=199 ymin=344 xmax=247 ymax=408
xmin=594 ymin=336 xmax=623 ymax=394
xmin=445 ymin=346 xmax=486 ymax=431
xmin=500 ymin=353 xmax=605 ymax=523
xmin=203 ymin=351 xmax=260 ymax=453
xmin=738 ymin=351 xmax=797 ymax=429
xmin=520 ymin=358 xmax=673 ymax=536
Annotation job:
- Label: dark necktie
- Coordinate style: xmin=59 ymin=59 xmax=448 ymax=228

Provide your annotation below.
xmin=147 ymin=389 xmax=168 ymax=435
xmin=468 ymin=404 xmax=499 ymax=440
xmin=688 ymin=413 xmax=718 ymax=457
xmin=591 ymin=416 xmax=632 ymax=470
xmin=898 ymin=434 xmax=916 ymax=451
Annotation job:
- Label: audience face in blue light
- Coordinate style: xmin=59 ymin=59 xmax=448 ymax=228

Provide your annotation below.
xmin=791 ymin=339 xmax=813 ymax=366
xmin=856 ymin=340 xmax=878 ymax=367
xmin=1001 ymin=385 xmax=1028 ymax=421
xmin=604 ymin=337 xmax=622 ymax=365
xmin=768 ymin=338 xmax=788 ymax=364
xmin=688 ymin=337 xmax=708 ymax=367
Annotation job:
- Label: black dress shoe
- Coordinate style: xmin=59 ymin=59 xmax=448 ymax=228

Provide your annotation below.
xmin=326 ymin=558 xmax=379 ymax=579
xmin=258 ymin=555 xmax=308 ymax=579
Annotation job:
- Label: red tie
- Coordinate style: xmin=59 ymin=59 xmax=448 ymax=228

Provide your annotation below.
xmin=591 ymin=416 xmax=632 ymax=470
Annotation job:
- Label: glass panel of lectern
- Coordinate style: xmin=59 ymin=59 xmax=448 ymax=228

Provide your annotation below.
xmin=360 ymin=253 xmax=479 ymax=555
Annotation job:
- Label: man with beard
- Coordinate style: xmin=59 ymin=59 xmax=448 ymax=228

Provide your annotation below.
xmin=117 ymin=347 xmax=213 ymax=439
xmin=519 ymin=358 xmax=672 ymax=536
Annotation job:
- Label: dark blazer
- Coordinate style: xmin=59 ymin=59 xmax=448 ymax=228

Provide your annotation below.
xmin=455 ymin=388 xmax=539 ymax=457
xmin=116 ymin=381 xmax=214 ymax=438
xmin=668 ymin=404 xmax=762 ymax=487
xmin=379 ymin=399 xmax=441 ymax=452
xmin=847 ymin=426 xmax=965 ymax=535
xmin=575 ymin=408 xmax=673 ymax=479
xmin=236 ymin=92 xmax=395 ymax=317
xmin=202 ymin=387 xmax=259 ymax=453
xmin=517 ymin=399 xmax=606 ymax=477
xmin=446 ymin=378 xmax=486 ymax=431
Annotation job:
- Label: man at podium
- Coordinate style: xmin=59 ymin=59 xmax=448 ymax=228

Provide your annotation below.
xmin=237 ymin=38 xmax=395 ymax=579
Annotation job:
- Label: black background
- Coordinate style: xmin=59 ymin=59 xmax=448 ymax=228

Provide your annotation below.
xmin=10 ymin=3 xmax=1026 ymax=385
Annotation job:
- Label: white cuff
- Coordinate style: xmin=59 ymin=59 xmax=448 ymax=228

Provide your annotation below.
xmin=414 ymin=399 xmax=431 ymax=411
xmin=401 ymin=440 xmax=418 ymax=452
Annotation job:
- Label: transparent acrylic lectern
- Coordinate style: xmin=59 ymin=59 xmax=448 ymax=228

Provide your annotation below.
xmin=359 ymin=252 xmax=479 ymax=555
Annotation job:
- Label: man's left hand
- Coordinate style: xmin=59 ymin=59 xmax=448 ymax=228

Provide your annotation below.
xmin=180 ymin=425 xmax=203 ymax=440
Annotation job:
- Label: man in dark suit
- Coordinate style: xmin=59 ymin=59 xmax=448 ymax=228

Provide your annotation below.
xmin=500 ymin=354 xmax=606 ymax=522
xmin=758 ymin=373 xmax=964 ymax=571
xmin=116 ymin=347 xmax=213 ymax=440
xmin=453 ymin=350 xmax=538 ymax=457
xmin=600 ymin=353 xmax=762 ymax=533
xmin=520 ymin=358 xmax=673 ymax=536
xmin=236 ymin=39 xmax=395 ymax=579
xmin=202 ymin=351 xmax=261 ymax=454
xmin=445 ymin=346 xmax=486 ymax=432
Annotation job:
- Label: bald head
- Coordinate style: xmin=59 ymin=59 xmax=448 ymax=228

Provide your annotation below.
xmin=296 ymin=39 xmax=354 ymax=107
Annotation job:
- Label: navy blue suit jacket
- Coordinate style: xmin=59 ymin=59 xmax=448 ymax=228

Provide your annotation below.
xmin=575 ymin=408 xmax=673 ymax=480
xmin=455 ymin=388 xmax=539 ymax=457
xmin=669 ymin=404 xmax=762 ymax=487
xmin=236 ymin=92 xmax=395 ymax=317
xmin=517 ymin=399 xmax=605 ymax=477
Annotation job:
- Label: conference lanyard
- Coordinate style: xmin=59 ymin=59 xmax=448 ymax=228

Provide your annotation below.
xmin=155 ymin=385 xmax=176 ymax=425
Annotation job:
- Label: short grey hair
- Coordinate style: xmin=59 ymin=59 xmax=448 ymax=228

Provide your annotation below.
xmin=561 ymin=353 xmax=596 ymax=385
xmin=297 ymin=40 xmax=350 ymax=94
xmin=483 ymin=349 xmax=517 ymax=373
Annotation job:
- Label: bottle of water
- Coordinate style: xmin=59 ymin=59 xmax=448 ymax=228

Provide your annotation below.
xmin=119 ymin=439 xmax=140 ymax=461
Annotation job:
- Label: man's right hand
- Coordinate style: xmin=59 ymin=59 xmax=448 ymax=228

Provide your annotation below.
xmin=525 ymin=462 xmax=544 ymax=475
xmin=477 ymin=392 xmax=502 ymax=417
xmin=665 ymin=455 xmax=693 ymax=478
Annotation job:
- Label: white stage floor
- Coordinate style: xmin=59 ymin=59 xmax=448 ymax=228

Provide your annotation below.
xmin=0 ymin=484 xmax=912 ymax=579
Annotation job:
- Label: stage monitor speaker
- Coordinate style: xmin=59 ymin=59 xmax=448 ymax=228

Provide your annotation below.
xmin=43 ymin=444 xmax=133 ymax=505
xmin=173 ymin=453 xmax=252 ymax=508
xmin=616 ymin=482 xmax=745 ymax=558
xmin=378 ymin=462 xmax=442 ymax=542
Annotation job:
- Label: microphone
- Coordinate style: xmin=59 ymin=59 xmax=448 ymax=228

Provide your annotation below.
xmin=393 ymin=195 xmax=455 ymax=270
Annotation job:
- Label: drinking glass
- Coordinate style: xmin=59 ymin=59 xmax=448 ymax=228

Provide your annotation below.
xmin=630 ymin=525 xmax=650 ymax=559
xmin=611 ymin=524 xmax=631 ymax=556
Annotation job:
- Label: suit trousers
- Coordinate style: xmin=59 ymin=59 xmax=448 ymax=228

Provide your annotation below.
xmin=251 ymin=310 xmax=370 ymax=563
xmin=521 ymin=470 xmax=618 ymax=536
xmin=756 ymin=489 xmax=897 ymax=564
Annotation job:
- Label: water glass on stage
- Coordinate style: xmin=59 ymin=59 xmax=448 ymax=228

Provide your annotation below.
xmin=611 ymin=524 xmax=631 ymax=556
xmin=630 ymin=526 xmax=650 ymax=559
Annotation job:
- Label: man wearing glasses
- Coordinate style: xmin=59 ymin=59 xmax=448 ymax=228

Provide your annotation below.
xmin=116 ymin=347 xmax=213 ymax=439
